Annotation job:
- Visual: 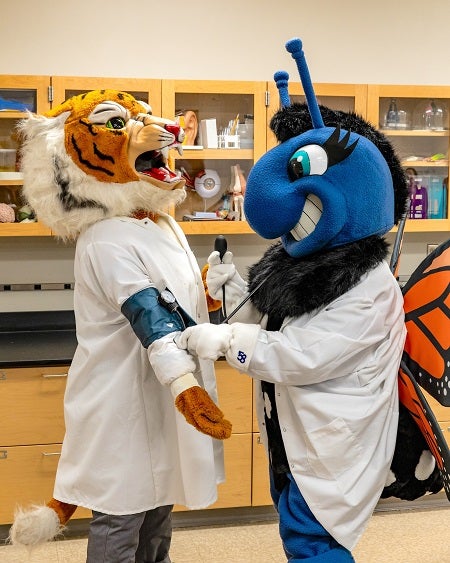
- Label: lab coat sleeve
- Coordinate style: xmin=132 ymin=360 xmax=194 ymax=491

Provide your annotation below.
xmin=225 ymin=293 xmax=396 ymax=386
xmin=78 ymin=239 xmax=198 ymax=386
xmin=77 ymin=239 xmax=155 ymax=307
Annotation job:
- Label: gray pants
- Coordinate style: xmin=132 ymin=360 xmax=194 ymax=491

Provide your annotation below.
xmin=86 ymin=505 xmax=173 ymax=563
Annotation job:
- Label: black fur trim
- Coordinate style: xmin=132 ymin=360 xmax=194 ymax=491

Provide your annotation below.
xmin=247 ymin=236 xmax=389 ymax=319
xmin=270 ymin=103 xmax=409 ymax=224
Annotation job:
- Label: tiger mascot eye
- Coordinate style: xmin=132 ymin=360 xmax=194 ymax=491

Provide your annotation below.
xmin=18 ymin=89 xmax=186 ymax=239
xmin=10 ymin=91 xmax=230 ymax=554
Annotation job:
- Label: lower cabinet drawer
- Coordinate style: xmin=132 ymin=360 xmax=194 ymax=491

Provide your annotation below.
xmin=0 ymin=444 xmax=90 ymax=525
xmin=251 ymin=433 xmax=272 ymax=507
xmin=0 ymin=366 xmax=68 ymax=446
xmin=175 ymin=432 xmax=252 ymax=512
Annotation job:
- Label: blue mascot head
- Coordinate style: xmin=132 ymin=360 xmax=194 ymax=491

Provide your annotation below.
xmin=244 ymin=38 xmax=408 ymax=258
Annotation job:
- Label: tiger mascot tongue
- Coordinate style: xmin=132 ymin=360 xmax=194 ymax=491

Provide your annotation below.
xmin=10 ymin=90 xmax=230 ymax=551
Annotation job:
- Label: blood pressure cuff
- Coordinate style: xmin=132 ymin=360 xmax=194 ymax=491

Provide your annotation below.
xmin=121 ymin=286 xmax=196 ymax=348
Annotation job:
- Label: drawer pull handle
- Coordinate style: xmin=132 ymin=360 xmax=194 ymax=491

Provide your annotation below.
xmin=42 ymin=452 xmax=61 ymax=457
xmin=0 ymin=450 xmax=7 ymax=459
xmin=42 ymin=373 xmax=68 ymax=378
xmin=0 ymin=371 xmax=6 ymax=381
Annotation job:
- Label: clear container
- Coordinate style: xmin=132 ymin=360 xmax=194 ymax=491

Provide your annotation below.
xmin=0 ymin=149 xmax=17 ymax=171
xmin=382 ymin=99 xmax=411 ymax=129
xmin=412 ymin=99 xmax=448 ymax=131
xmin=237 ymin=114 xmax=254 ymax=148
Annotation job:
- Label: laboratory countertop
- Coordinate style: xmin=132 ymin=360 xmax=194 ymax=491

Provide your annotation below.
xmin=0 ymin=310 xmax=76 ymax=368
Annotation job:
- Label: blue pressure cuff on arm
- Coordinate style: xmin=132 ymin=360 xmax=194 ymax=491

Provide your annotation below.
xmin=121 ymin=286 xmax=195 ymax=348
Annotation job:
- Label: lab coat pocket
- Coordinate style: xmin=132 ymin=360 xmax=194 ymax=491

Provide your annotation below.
xmin=304 ymin=417 xmax=362 ymax=480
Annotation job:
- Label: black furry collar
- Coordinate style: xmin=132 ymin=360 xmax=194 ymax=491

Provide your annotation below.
xmin=247 ymin=236 xmax=389 ymax=321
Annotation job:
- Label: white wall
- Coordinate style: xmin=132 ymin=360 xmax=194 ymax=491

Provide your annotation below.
xmin=1 ymin=0 xmax=450 ymax=84
xmin=1 ymin=0 xmax=449 ymax=311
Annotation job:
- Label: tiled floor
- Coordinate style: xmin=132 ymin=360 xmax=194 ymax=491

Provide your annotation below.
xmin=1 ymin=507 xmax=449 ymax=562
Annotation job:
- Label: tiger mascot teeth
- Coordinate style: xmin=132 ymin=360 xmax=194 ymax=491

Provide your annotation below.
xmin=18 ymin=89 xmax=186 ymax=239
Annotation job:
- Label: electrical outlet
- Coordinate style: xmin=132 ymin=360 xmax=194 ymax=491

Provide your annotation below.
xmin=427 ymin=244 xmax=438 ymax=255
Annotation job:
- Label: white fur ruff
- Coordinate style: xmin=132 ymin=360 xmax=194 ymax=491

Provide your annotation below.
xmin=9 ymin=505 xmax=62 ymax=547
xmin=18 ymin=113 xmax=185 ymax=240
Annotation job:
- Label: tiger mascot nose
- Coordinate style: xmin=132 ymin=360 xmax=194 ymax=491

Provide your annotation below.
xmin=165 ymin=123 xmax=185 ymax=144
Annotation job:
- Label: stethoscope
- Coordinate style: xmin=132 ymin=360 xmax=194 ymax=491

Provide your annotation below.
xmin=214 ymin=235 xmax=268 ymax=324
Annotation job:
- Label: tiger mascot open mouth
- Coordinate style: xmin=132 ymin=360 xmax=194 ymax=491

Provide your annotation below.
xmin=18 ymin=89 xmax=186 ymax=239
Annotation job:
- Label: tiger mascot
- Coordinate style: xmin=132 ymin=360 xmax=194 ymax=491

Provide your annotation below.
xmin=9 ymin=90 xmax=231 ymax=562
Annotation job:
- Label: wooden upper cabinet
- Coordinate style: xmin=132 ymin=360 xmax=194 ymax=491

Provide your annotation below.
xmin=266 ymin=81 xmax=368 ymax=150
xmin=161 ymin=80 xmax=267 ymax=235
xmin=0 ymin=75 xmax=52 ymax=236
xmin=1 ymin=76 xmax=450 ymax=236
xmin=51 ymin=77 xmax=162 ymax=117
xmin=368 ymin=85 xmax=450 ymax=232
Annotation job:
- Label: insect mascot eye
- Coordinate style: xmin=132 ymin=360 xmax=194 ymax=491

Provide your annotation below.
xmin=288 ymin=144 xmax=328 ymax=180
xmin=106 ymin=116 xmax=126 ymax=130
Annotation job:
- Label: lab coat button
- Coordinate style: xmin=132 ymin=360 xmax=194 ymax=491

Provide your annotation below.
xmin=282 ymin=427 xmax=286 ymax=432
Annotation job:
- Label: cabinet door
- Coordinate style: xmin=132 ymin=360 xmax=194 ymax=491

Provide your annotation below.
xmin=0 ymin=75 xmax=53 ymax=237
xmin=0 ymin=366 xmax=68 ymax=446
xmin=367 ymin=85 xmax=450 ymax=233
xmin=215 ymin=361 xmax=252 ymax=434
xmin=0 ymin=444 xmax=90 ymax=525
xmin=162 ymin=80 xmax=266 ymax=235
xmin=51 ymin=77 xmax=162 ymax=117
xmin=267 ymin=82 xmax=368 ymax=150
xmin=251 ymin=433 xmax=272 ymax=506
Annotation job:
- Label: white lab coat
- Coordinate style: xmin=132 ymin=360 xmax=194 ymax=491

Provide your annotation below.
xmin=225 ymin=261 xmax=406 ymax=550
xmin=54 ymin=214 xmax=224 ymax=514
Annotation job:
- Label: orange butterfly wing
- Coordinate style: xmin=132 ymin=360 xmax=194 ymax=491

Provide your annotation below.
xmin=398 ymin=239 xmax=450 ymax=500
xmin=402 ymin=240 xmax=450 ymax=406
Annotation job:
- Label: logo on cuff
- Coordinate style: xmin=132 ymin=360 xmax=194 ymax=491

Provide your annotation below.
xmin=237 ymin=351 xmax=247 ymax=364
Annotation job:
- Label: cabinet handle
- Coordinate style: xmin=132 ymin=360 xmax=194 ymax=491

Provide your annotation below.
xmin=0 ymin=450 xmax=7 ymax=459
xmin=42 ymin=373 xmax=68 ymax=378
xmin=42 ymin=452 xmax=61 ymax=457
xmin=0 ymin=370 xmax=6 ymax=381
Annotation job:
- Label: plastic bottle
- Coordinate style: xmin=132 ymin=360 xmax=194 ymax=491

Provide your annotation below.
xmin=428 ymin=176 xmax=447 ymax=219
xmin=409 ymin=177 xmax=428 ymax=219
xmin=385 ymin=99 xmax=399 ymax=129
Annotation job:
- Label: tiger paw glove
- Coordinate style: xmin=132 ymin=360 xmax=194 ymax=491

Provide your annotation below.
xmin=148 ymin=333 xmax=231 ymax=439
xmin=206 ymin=250 xmax=247 ymax=305
xmin=170 ymin=374 xmax=232 ymax=440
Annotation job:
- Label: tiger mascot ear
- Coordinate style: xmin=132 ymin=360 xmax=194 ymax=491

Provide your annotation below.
xmin=18 ymin=89 xmax=186 ymax=240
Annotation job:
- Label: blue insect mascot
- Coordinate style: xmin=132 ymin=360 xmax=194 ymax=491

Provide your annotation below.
xmin=176 ymin=38 xmax=445 ymax=561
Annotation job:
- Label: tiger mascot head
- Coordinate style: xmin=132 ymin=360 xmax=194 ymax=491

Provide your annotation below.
xmin=18 ymin=89 xmax=186 ymax=239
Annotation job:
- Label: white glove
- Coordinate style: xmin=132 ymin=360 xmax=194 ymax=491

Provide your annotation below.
xmin=206 ymin=250 xmax=247 ymax=304
xmin=148 ymin=332 xmax=197 ymax=386
xmin=175 ymin=323 xmax=233 ymax=361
